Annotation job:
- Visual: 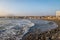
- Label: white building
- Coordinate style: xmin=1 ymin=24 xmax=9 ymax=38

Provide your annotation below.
xmin=56 ymin=11 xmax=60 ymax=17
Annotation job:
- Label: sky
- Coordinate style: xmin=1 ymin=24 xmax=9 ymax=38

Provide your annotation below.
xmin=0 ymin=0 xmax=60 ymax=16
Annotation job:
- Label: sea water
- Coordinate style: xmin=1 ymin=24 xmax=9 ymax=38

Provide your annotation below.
xmin=0 ymin=18 xmax=58 ymax=40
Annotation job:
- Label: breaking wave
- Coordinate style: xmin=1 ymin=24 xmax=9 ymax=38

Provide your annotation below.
xmin=0 ymin=19 xmax=58 ymax=40
xmin=0 ymin=19 xmax=35 ymax=40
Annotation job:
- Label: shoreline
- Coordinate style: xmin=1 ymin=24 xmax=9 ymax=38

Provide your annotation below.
xmin=0 ymin=18 xmax=60 ymax=40
xmin=22 ymin=19 xmax=60 ymax=40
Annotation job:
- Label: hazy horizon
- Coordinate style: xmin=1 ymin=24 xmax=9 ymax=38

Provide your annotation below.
xmin=0 ymin=0 xmax=60 ymax=16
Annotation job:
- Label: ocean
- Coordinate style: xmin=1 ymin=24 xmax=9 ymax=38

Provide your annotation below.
xmin=0 ymin=18 xmax=58 ymax=40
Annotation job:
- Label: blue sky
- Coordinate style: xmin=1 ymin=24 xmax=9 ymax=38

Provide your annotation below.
xmin=0 ymin=0 xmax=60 ymax=16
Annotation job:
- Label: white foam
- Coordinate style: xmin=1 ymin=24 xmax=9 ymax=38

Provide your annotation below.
xmin=0 ymin=19 xmax=35 ymax=40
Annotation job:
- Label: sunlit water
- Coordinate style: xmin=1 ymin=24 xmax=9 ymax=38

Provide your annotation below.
xmin=0 ymin=18 xmax=58 ymax=40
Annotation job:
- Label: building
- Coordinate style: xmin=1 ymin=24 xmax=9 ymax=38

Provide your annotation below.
xmin=56 ymin=11 xmax=60 ymax=17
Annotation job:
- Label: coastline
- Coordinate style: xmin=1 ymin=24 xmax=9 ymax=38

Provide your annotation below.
xmin=0 ymin=18 xmax=60 ymax=40
xmin=22 ymin=19 xmax=60 ymax=40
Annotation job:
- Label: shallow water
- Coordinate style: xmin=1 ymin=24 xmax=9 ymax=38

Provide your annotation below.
xmin=0 ymin=18 xmax=58 ymax=40
xmin=29 ymin=19 xmax=58 ymax=32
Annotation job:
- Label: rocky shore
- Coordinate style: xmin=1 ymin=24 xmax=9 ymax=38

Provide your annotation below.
xmin=22 ymin=19 xmax=60 ymax=40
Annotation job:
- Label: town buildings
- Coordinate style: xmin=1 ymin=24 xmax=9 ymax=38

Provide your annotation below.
xmin=56 ymin=11 xmax=60 ymax=17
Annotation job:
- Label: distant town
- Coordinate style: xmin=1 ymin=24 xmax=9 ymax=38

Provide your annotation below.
xmin=0 ymin=11 xmax=60 ymax=20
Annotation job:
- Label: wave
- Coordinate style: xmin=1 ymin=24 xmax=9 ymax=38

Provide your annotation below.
xmin=0 ymin=19 xmax=35 ymax=40
xmin=0 ymin=19 xmax=58 ymax=40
